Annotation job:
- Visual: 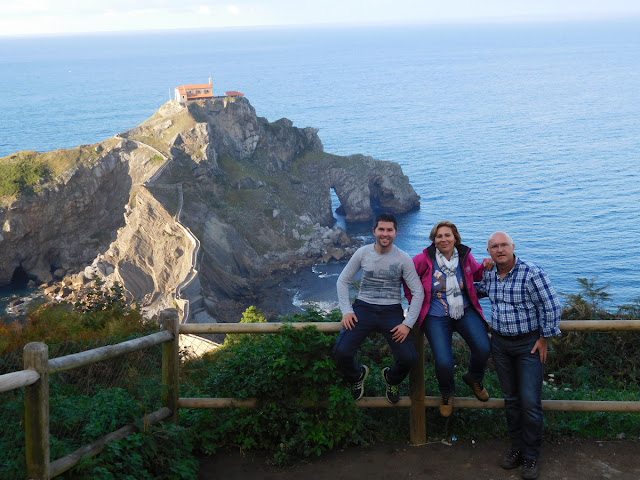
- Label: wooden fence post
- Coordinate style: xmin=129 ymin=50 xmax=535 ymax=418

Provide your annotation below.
xmin=161 ymin=309 xmax=180 ymax=423
xmin=24 ymin=342 xmax=50 ymax=480
xmin=409 ymin=327 xmax=426 ymax=445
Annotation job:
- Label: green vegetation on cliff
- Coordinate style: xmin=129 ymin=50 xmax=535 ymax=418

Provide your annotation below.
xmin=0 ymin=281 xmax=154 ymax=357
xmin=0 ymin=143 xmax=113 ymax=200
xmin=0 ymin=152 xmax=49 ymax=197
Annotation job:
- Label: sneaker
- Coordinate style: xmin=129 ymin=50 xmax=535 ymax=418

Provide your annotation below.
xmin=351 ymin=365 xmax=369 ymax=401
xmin=500 ymin=450 xmax=522 ymax=470
xmin=382 ymin=367 xmax=400 ymax=404
xmin=439 ymin=394 xmax=454 ymax=417
xmin=522 ymin=457 xmax=539 ymax=480
xmin=462 ymin=372 xmax=490 ymax=401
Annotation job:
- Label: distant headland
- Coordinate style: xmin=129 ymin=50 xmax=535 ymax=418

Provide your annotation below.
xmin=0 ymin=94 xmax=419 ymax=323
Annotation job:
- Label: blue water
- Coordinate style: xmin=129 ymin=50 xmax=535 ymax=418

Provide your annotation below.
xmin=1 ymin=20 xmax=639 ymax=310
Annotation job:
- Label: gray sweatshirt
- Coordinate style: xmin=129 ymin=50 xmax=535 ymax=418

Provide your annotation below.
xmin=337 ymin=244 xmax=425 ymax=328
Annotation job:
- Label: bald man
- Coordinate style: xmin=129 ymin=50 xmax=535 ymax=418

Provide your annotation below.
xmin=477 ymin=232 xmax=561 ymax=480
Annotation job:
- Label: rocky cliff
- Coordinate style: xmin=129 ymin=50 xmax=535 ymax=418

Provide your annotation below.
xmin=0 ymin=97 xmax=419 ymax=322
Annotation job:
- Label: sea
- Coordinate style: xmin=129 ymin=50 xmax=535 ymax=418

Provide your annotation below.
xmin=1 ymin=19 xmax=639 ymax=316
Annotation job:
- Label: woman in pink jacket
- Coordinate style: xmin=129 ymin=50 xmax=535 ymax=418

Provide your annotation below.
xmin=405 ymin=221 xmax=491 ymax=417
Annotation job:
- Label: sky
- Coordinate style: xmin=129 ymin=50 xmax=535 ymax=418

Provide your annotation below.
xmin=1 ymin=0 xmax=640 ymax=37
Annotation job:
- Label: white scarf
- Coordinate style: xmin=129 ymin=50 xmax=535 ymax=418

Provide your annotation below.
xmin=435 ymin=248 xmax=464 ymax=320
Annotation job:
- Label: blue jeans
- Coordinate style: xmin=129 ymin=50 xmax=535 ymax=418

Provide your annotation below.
xmin=422 ymin=308 xmax=490 ymax=396
xmin=491 ymin=332 xmax=545 ymax=460
xmin=334 ymin=299 xmax=418 ymax=385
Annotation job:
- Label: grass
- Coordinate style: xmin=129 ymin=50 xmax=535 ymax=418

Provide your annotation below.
xmin=217 ymin=154 xmax=260 ymax=184
xmin=0 ymin=152 xmax=48 ymax=198
xmin=129 ymin=135 xmax=170 ymax=156
xmin=159 ymin=114 xmax=197 ymax=142
xmin=150 ymin=154 xmax=165 ymax=165
xmin=0 ymin=140 xmax=121 ymax=202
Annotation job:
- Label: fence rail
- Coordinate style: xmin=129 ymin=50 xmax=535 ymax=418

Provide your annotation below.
xmin=179 ymin=320 xmax=640 ymax=334
xmin=1 ymin=310 xmax=640 ymax=479
xmin=49 ymin=407 xmax=172 ymax=478
xmin=48 ymin=330 xmax=173 ymax=374
xmin=177 ymin=319 xmax=640 ymax=445
xmin=0 ymin=368 xmax=40 ymax=393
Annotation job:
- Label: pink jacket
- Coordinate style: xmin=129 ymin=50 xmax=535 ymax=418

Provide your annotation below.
xmin=405 ymin=244 xmax=486 ymax=328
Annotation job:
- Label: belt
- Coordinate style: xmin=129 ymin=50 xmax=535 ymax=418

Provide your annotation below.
xmin=491 ymin=329 xmax=540 ymax=341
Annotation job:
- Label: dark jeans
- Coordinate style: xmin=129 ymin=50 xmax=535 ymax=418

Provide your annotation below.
xmin=422 ymin=308 xmax=490 ymax=396
xmin=334 ymin=299 xmax=418 ymax=385
xmin=491 ymin=332 xmax=545 ymax=460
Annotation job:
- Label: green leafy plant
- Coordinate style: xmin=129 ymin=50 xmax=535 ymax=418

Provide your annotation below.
xmin=4 ymin=281 xmax=640 ymax=479
xmin=0 ymin=155 xmax=49 ymax=197
xmin=181 ymin=307 xmax=365 ymax=465
xmin=62 ymin=423 xmax=198 ymax=480
xmin=562 ymin=276 xmax=613 ymax=320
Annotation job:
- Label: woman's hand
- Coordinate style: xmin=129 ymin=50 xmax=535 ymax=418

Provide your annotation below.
xmin=482 ymin=258 xmax=495 ymax=270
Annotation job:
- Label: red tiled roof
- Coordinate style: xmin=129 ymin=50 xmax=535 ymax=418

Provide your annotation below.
xmin=179 ymin=83 xmax=213 ymax=90
xmin=175 ymin=83 xmax=214 ymax=99
xmin=226 ymin=91 xmax=245 ymax=97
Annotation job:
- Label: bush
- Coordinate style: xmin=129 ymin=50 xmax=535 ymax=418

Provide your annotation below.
xmin=0 ymin=284 xmax=164 ymax=480
xmin=555 ymin=277 xmax=640 ymax=388
xmin=181 ymin=307 xmax=365 ymax=465
xmin=61 ymin=423 xmax=198 ymax=480
xmin=4 ymin=286 xmax=640 ymax=478
xmin=0 ymin=281 xmax=156 ymax=357
xmin=0 ymin=154 xmax=49 ymax=197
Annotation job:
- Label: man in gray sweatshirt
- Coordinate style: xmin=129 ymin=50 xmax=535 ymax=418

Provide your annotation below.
xmin=334 ymin=213 xmax=424 ymax=404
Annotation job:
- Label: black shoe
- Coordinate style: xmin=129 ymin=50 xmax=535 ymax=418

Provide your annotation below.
xmin=522 ymin=457 xmax=539 ymax=479
xmin=382 ymin=367 xmax=400 ymax=404
xmin=500 ymin=450 xmax=522 ymax=470
xmin=351 ymin=365 xmax=369 ymax=400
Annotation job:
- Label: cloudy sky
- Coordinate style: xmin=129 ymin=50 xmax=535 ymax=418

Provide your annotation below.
xmin=2 ymin=0 xmax=640 ymax=36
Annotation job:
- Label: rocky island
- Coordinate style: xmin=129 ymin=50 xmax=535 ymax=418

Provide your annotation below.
xmin=0 ymin=97 xmax=419 ymax=322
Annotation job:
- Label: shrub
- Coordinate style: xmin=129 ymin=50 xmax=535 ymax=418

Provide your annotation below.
xmin=181 ymin=307 xmax=365 ymax=465
xmin=61 ymin=423 xmax=198 ymax=480
xmin=0 ymin=281 xmax=155 ymax=357
xmin=0 ymin=154 xmax=49 ymax=197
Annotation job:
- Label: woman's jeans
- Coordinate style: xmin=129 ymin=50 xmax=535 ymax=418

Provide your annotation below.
xmin=334 ymin=299 xmax=418 ymax=385
xmin=422 ymin=308 xmax=490 ymax=396
xmin=491 ymin=332 xmax=545 ymax=460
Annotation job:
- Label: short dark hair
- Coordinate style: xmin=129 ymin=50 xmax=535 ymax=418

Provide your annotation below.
xmin=429 ymin=221 xmax=462 ymax=245
xmin=373 ymin=213 xmax=398 ymax=231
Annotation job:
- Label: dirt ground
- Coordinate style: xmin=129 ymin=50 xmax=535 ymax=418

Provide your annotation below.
xmin=198 ymin=438 xmax=640 ymax=480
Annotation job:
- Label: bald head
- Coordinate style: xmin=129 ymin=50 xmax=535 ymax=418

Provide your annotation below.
xmin=487 ymin=231 xmax=516 ymax=273
xmin=488 ymin=231 xmax=513 ymax=248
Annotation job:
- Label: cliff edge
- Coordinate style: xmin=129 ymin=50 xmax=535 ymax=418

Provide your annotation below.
xmin=0 ymin=97 xmax=419 ymax=322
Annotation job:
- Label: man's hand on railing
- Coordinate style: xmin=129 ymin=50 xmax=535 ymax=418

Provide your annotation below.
xmin=342 ymin=313 xmax=358 ymax=330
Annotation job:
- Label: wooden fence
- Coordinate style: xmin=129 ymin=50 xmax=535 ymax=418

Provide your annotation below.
xmin=1 ymin=309 xmax=640 ymax=479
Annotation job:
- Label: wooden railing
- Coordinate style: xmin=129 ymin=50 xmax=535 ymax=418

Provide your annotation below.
xmin=178 ymin=318 xmax=640 ymax=445
xmin=1 ymin=310 xmax=640 ymax=479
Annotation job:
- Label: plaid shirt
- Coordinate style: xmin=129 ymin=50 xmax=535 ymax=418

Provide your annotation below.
xmin=477 ymin=257 xmax=561 ymax=338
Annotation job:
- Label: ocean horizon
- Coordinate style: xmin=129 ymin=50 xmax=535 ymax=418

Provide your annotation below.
xmin=1 ymin=19 xmax=639 ymax=315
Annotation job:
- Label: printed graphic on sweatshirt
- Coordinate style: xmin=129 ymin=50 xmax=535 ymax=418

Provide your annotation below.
xmin=360 ymin=264 xmax=401 ymax=300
